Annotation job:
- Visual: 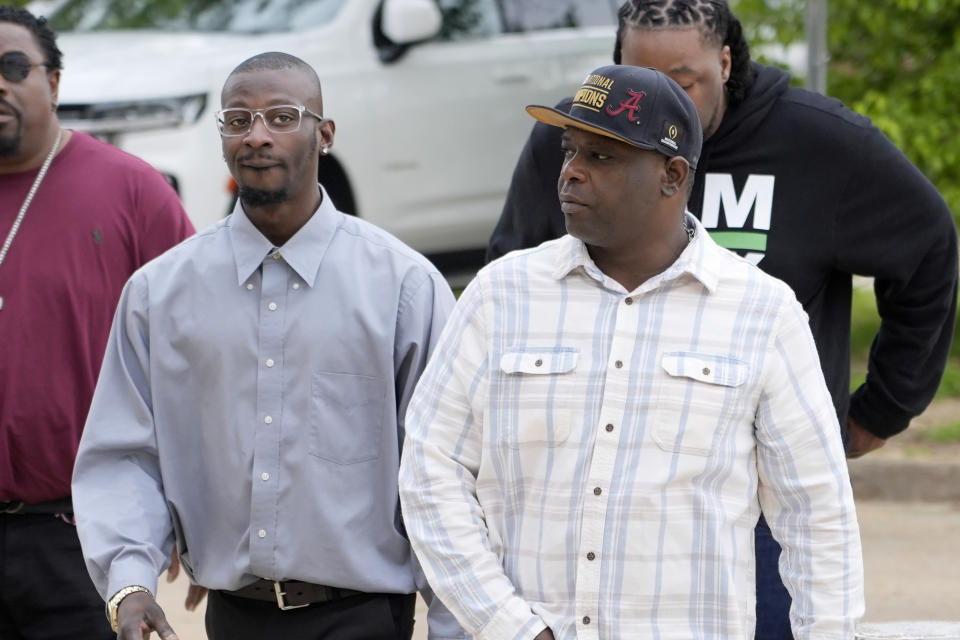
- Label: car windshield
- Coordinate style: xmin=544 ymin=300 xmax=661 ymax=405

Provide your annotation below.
xmin=45 ymin=0 xmax=346 ymax=33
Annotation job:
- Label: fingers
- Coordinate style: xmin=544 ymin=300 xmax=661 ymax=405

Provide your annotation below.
xmin=151 ymin=617 xmax=180 ymax=640
xmin=142 ymin=607 xmax=179 ymax=640
xmin=184 ymin=585 xmax=209 ymax=611
xmin=166 ymin=550 xmax=180 ymax=583
xmin=118 ymin=593 xmax=178 ymax=640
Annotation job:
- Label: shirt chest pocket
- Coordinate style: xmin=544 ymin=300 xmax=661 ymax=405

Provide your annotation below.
xmin=498 ymin=348 xmax=579 ymax=449
xmin=652 ymin=352 xmax=749 ymax=456
xmin=309 ymin=372 xmax=385 ymax=464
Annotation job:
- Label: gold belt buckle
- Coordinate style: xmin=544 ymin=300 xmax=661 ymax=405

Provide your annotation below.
xmin=273 ymin=581 xmax=310 ymax=610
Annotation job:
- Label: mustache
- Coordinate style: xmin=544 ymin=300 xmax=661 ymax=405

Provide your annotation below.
xmin=0 ymin=97 xmax=22 ymax=120
xmin=237 ymin=151 xmax=280 ymax=163
xmin=558 ymin=187 xmax=585 ymax=204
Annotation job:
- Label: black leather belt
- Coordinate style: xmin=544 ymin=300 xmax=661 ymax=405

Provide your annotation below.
xmin=0 ymin=497 xmax=73 ymax=515
xmin=224 ymin=579 xmax=365 ymax=610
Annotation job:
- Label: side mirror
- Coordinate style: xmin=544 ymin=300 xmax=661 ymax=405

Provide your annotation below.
xmin=380 ymin=0 xmax=442 ymax=44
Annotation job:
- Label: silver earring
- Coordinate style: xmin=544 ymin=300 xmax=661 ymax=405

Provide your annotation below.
xmin=321 ymin=147 xmax=329 ymax=156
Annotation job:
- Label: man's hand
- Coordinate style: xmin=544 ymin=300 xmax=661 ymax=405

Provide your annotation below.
xmin=846 ymin=416 xmax=886 ymax=459
xmin=166 ymin=549 xmax=209 ymax=611
xmin=165 ymin=550 xmax=180 ymax=583
xmin=183 ymin=584 xmax=208 ymax=611
xmin=117 ymin=591 xmax=179 ymax=640
xmin=533 ymin=629 xmax=556 ymax=640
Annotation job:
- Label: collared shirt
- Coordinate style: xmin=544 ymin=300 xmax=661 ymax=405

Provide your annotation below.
xmin=73 ymin=191 xmax=455 ymax=604
xmin=400 ymin=217 xmax=864 ymax=640
xmin=0 ymin=131 xmax=193 ymax=504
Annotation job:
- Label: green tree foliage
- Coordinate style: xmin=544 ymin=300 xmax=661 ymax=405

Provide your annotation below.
xmin=831 ymin=0 xmax=960 ymax=222
xmin=733 ymin=0 xmax=960 ymax=224
xmin=47 ymin=0 xmax=219 ymax=30
xmin=436 ymin=0 xmax=485 ymax=40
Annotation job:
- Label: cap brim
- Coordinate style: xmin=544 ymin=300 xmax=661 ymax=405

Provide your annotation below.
xmin=525 ymin=104 xmax=656 ymax=153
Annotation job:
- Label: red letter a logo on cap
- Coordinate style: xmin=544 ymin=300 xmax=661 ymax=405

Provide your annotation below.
xmin=606 ymin=89 xmax=646 ymax=123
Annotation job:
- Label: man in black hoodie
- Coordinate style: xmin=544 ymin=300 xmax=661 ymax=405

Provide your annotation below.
xmin=486 ymin=1 xmax=958 ymax=638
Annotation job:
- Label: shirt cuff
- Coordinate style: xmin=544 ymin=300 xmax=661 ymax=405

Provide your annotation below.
xmin=848 ymin=386 xmax=915 ymax=439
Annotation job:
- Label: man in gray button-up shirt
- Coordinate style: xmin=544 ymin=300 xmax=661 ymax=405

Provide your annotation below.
xmin=72 ymin=52 xmax=459 ymax=640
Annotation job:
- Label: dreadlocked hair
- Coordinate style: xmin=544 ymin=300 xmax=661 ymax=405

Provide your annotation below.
xmin=612 ymin=0 xmax=754 ymax=108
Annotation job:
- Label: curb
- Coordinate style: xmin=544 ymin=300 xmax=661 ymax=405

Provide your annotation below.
xmin=849 ymin=458 xmax=960 ymax=502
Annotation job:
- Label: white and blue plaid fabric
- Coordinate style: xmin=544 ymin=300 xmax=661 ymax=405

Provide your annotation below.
xmin=400 ymin=216 xmax=863 ymax=640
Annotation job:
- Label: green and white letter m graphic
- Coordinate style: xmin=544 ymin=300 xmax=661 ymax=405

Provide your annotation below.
xmin=699 ymin=173 xmax=775 ymax=266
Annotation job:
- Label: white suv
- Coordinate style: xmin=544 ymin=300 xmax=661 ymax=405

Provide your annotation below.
xmin=38 ymin=0 xmax=617 ymax=262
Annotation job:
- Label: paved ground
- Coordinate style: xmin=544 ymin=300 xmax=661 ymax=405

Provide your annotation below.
xmin=156 ymin=499 xmax=960 ymax=639
xmin=857 ymin=501 xmax=960 ymax=623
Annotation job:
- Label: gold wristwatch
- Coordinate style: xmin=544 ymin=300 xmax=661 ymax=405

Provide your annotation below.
xmin=107 ymin=585 xmax=152 ymax=632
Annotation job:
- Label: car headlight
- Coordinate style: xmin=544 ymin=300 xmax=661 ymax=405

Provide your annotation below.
xmin=58 ymin=93 xmax=208 ymax=135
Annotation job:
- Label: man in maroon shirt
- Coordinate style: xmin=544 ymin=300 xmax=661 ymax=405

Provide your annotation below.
xmin=0 ymin=6 xmax=194 ymax=637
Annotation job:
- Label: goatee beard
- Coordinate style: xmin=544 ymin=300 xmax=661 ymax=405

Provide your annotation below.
xmin=239 ymin=186 xmax=289 ymax=207
xmin=0 ymin=100 xmax=21 ymax=156
xmin=0 ymin=133 xmax=21 ymax=157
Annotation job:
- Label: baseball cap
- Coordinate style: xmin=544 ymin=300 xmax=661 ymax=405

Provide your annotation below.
xmin=526 ymin=65 xmax=702 ymax=168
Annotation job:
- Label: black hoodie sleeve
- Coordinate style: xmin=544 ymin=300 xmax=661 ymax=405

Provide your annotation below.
xmin=485 ymin=99 xmax=570 ymax=263
xmin=835 ymin=124 xmax=958 ymax=438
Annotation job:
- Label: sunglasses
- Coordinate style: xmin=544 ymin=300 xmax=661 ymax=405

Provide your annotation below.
xmin=0 ymin=51 xmax=48 ymax=83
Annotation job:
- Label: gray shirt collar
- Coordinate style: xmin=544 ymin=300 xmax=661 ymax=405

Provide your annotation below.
xmin=229 ymin=184 xmax=340 ymax=288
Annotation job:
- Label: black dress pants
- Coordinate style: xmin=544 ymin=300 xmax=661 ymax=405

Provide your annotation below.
xmin=206 ymin=589 xmax=417 ymax=640
xmin=0 ymin=514 xmax=113 ymax=640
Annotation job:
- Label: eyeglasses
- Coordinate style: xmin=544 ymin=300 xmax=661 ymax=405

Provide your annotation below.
xmin=0 ymin=51 xmax=48 ymax=83
xmin=215 ymin=104 xmax=324 ymax=136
